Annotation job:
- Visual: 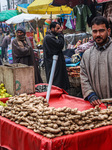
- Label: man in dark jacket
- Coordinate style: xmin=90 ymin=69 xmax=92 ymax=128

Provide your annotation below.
xmin=43 ymin=22 xmax=70 ymax=91
xmin=0 ymin=28 xmax=4 ymax=47
xmin=12 ymin=26 xmax=43 ymax=84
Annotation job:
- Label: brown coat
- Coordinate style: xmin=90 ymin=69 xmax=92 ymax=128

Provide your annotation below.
xmin=12 ymin=37 xmax=43 ymax=84
xmin=80 ymin=41 xmax=112 ymax=99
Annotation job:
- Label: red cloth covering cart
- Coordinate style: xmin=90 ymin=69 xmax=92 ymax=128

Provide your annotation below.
xmin=0 ymin=84 xmax=111 ymax=150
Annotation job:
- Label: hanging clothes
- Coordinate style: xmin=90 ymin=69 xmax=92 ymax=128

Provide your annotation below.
xmin=71 ymin=19 xmax=76 ymax=30
xmin=103 ymin=2 xmax=112 ymax=23
xmin=72 ymin=4 xmax=92 ymax=32
xmin=87 ymin=2 xmax=96 ymax=26
xmin=63 ymin=19 xmax=67 ymax=30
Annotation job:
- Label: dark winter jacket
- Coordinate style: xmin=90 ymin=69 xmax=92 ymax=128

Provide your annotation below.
xmin=12 ymin=37 xmax=43 ymax=84
xmin=43 ymin=31 xmax=70 ymax=91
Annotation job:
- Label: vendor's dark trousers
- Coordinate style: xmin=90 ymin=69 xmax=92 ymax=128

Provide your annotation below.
xmin=1 ymin=47 xmax=7 ymax=61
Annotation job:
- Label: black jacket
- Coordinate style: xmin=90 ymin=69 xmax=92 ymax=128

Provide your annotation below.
xmin=12 ymin=37 xmax=43 ymax=84
xmin=43 ymin=32 xmax=70 ymax=91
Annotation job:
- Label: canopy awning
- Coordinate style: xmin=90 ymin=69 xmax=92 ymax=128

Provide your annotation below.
xmin=28 ymin=4 xmax=72 ymax=14
xmin=0 ymin=10 xmax=19 ymax=22
xmin=5 ymin=13 xmax=42 ymax=24
xmin=16 ymin=3 xmax=29 ymax=13
xmin=41 ymin=13 xmax=58 ymax=19
xmin=16 ymin=6 xmax=28 ymax=13
xmin=28 ymin=0 xmax=53 ymax=10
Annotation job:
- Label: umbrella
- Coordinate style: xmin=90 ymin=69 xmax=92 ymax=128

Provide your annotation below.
xmin=28 ymin=5 xmax=72 ymax=14
xmin=27 ymin=0 xmax=72 ymax=14
xmin=5 ymin=13 xmax=42 ymax=24
xmin=16 ymin=6 xmax=27 ymax=14
xmin=41 ymin=13 xmax=58 ymax=19
xmin=16 ymin=3 xmax=29 ymax=13
xmin=27 ymin=0 xmax=53 ymax=10
xmin=0 ymin=10 xmax=19 ymax=22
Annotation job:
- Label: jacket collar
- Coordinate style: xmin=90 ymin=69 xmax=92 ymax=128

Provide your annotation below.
xmin=94 ymin=36 xmax=112 ymax=51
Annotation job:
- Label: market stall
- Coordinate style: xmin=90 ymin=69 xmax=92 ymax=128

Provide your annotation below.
xmin=0 ymin=84 xmax=109 ymax=150
xmin=5 ymin=13 xmax=43 ymax=62
xmin=1 ymin=1 xmax=112 ymax=149
xmin=1 ymin=115 xmax=112 ymax=150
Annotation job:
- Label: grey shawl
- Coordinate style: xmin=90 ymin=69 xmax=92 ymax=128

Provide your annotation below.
xmin=80 ymin=41 xmax=112 ymax=99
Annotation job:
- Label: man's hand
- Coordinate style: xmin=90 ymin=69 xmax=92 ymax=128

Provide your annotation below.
xmin=58 ymin=26 xmax=63 ymax=33
xmin=87 ymin=92 xmax=102 ymax=107
xmin=91 ymin=99 xmax=102 ymax=107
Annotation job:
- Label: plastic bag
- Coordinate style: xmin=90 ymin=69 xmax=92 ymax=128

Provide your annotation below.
xmin=65 ymin=17 xmax=73 ymax=29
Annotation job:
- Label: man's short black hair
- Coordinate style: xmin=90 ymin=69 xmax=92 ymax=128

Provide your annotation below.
xmin=91 ymin=16 xmax=109 ymax=29
xmin=50 ymin=22 xmax=60 ymax=30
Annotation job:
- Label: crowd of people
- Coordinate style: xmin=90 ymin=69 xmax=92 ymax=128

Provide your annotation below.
xmin=0 ymin=16 xmax=112 ymax=107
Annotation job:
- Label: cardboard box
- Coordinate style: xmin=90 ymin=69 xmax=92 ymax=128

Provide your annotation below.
xmin=0 ymin=63 xmax=35 ymax=95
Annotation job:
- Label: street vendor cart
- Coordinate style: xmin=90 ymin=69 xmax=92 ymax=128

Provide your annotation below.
xmin=1 ymin=84 xmax=111 ymax=150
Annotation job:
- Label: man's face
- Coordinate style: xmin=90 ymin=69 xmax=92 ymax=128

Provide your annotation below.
xmin=51 ymin=24 xmax=61 ymax=36
xmin=17 ymin=31 xmax=24 ymax=36
xmin=92 ymin=24 xmax=111 ymax=46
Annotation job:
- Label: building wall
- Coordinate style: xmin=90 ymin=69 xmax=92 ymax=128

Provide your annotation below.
xmin=0 ymin=0 xmax=7 ymax=11
xmin=0 ymin=0 xmax=34 ymax=10
xmin=10 ymin=0 xmax=30 ymax=9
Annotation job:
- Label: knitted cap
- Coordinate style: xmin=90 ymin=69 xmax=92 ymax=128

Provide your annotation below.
xmin=16 ymin=26 xmax=26 ymax=34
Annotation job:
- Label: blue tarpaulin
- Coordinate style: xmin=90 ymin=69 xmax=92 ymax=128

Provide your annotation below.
xmin=17 ymin=3 xmax=29 ymax=9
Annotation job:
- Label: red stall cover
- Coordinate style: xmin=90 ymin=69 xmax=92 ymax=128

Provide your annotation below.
xmin=0 ymin=84 xmax=109 ymax=150
xmin=0 ymin=98 xmax=9 ymax=103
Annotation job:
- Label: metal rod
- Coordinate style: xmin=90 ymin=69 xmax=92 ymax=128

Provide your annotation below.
xmin=46 ymin=55 xmax=58 ymax=103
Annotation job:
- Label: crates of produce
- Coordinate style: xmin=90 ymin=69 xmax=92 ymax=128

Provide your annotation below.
xmin=67 ymin=66 xmax=80 ymax=87
xmin=0 ymin=63 xmax=35 ymax=96
xmin=0 ymin=82 xmax=12 ymax=99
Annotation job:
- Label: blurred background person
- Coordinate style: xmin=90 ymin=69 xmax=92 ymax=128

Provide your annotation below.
xmin=1 ymin=31 xmax=12 ymax=62
xmin=0 ymin=27 xmax=4 ymax=63
xmin=0 ymin=28 xmax=4 ymax=47
xmin=12 ymin=26 xmax=43 ymax=84
xmin=43 ymin=22 xmax=70 ymax=91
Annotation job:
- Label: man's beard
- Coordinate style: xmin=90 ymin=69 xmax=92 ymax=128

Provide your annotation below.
xmin=95 ymin=36 xmax=108 ymax=46
xmin=51 ymin=31 xmax=58 ymax=36
xmin=17 ymin=34 xmax=25 ymax=41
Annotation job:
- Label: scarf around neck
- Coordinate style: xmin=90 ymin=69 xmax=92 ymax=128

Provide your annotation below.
xmin=16 ymin=34 xmax=27 ymax=49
